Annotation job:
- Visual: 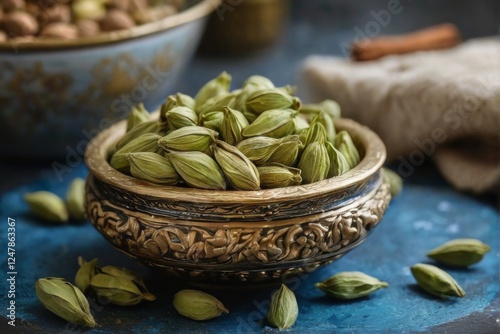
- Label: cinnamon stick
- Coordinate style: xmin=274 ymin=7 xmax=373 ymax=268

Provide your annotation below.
xmin=351 ymin=23 xmax=462 ymax=61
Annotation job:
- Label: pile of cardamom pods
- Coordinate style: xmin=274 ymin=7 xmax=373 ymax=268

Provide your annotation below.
xmin=109 ymin=72 xmax=361 ymax=190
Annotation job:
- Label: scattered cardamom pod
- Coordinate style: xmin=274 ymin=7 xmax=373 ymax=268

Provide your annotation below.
xmin=173 ymin=289 xmax=229 ymax=321
xmin=242 ymin=109 xmax=297 ymax=138
xmin=89 ymin=266 xmax=155 ymax=306
xmin=99 ymin=265 xmax=156 ymax=301
xmin=36 ymin=277 xmax=96 ymax=327
xmin=213 ymin=140 xmax=260 ymax=190
xmin=194 ymin=71 xmax=232 ymax=107
xmin=128 ymin=152 xmax=180 ymax=185
xmin=24 ymin=191 xmax=69 ymax=223
xmin=246 ymin=88 xmax=295 ymax=114
xmin=157 ymin=126 xmax=218 ymax=154
xmin=426 ymin=239 xmax=491 ymax=267
xmin=236 ymin=136 xmax=281 ymax=165
xmin=258 ymin=164 xmax=302 ymax=188
xmin=326 ymin=142 xmax=350 ymax=177
xmin=163 ymin=106 xmax=198 ymax=131
xmin=267 ymin=135 xmax=304 ymax=166
xmin=126 ymin=103 xmax=150 ymax=132
xmin=75 ymin=256 xmax=99 ymax=293
xmin=298 ymin=141 xmax=330 ymax=184
xmin=267 ymin=284 xmax=298 ymax=330
xmin=334 ymin=130 xmax=361 ymax=169
xmin=411 ymin=263 xmax=465 ymax=298
xmin=382 ymin=168 xmax=403 ymax=197
xmin=167 ymin=151 xmax=226 ymax=190
xmin=159 ymin=96 xmax=178 ymax=125
xmin=110 ymin=133 xmax=162 ymax=172
xmin=221 ymin=107 xmax=249 ymax=145
xmin=65 ymin=178 xmax=86 ymax=221
xmin=315 ymin=271 xmax=388 ymax=299
xmin=115 ymin=120 xmax=160 ymax=150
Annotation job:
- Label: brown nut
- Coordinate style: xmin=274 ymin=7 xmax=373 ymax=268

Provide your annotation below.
xmin=3 ymin=11 xmax=38 ymax=37
xmin=1 ymin=0 xmax=26 ymax=11
xmin=39 ymin=22 xmax=78 ymax=39
xmin=100 ymin=9 xmax=134 ymax=32
xmin=77 ymin=19 xmax=100 ymax=37
xmin=0 ymin=30 xmax=7 ymax=42
xmin=45 ymin=5 xmax=71 ymax=24
xmin=106 ymin=0 xmax=130 ymax=11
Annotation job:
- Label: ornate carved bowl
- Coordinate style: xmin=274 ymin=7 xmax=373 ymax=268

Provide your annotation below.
xmin=84 ymin=117 xmax=391 ymax=283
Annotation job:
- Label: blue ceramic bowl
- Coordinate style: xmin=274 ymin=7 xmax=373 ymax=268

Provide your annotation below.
xmin=0 ymin=0 xmax=220 ymax=160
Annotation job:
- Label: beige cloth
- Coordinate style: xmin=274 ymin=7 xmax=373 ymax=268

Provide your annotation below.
xmin=299 ymin=37 xmax=500 ymax=194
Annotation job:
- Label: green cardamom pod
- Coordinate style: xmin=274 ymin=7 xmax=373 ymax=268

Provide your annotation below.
xmin=334 ymin=130 xmax=361 ymax=169
xmin=157 ymin=126 xmax=218 ymax=154
xmin=196 ymin=93 xmax=236 ymax=115
xmin=111 ymin=133 xmax=163 ymax=172
xmin=24 ymin=191 xmax=69 ymax=223
xmin=294 ymin=115 xmax=310 ymax=133
xmin=382 ymin=168 xmax=403 ymax=197
xmin=411 ymin=263 xmax=465 ymax=298
xmin=75 ymin=256 xmax=99 ymax=293
xmin=236 ymin=136 xmax=282 ymax=165
xmin=116 ymin=120 xmax=160 ymax=150
xmin=65 ymin=178 xmax=86 ymax=221
xmin=173 ymin=289 xmax=229 ymax=321
xmin=326 ymin=142 xmax=350 ymax=177
xmin=167 ymin=151 xmax=226 ymax=190
xmin=221 ymin=107 xmax=249 ymax=145
xmin=128 ymin=152 xmax=180 ymax=185
xmin=243 ymin=109 xmax=259 ymax=123
xmin=89 ymin=274 xmax=147 ymax=306
xmin=99 ymin=265 xmax=156 ymax=301
xmin=36 ymin=277 xmax=96 ymax=327
xmin=302 ymin=122 xmax=328 ymax=147
xmin=301 ymin=99 xmax=341 ymax=120
xmin=163 ymin=106 xmax=199 ymax=131
xmin=311 ymin=112 xmax=336 ymax=143
xmin=258 ymin=164 xmax=302 ymax=188
xmin=243 ymin=75 xmax=275 ymax=91
xmin=315 ymin=271 xmax=388 ymax=299
xmin=194 ymin=71 xmax=232 ymax=107
xmin=267 ymin=135 xmax=304 ymax=166
xmin=213 ymin=140 xmax=260 ymax=190
xmin=200 ymin=111 xmax=224 ymax=132
xmin=246 ymin=88 xmax=295 ymax=114
xmin=267 ymin=284 xmax=298 ymax=330
xmin=126 ymin=103 xmax=150 ymax=132
xmin=159 ymin=96 xmax=178 ymax=126
xmin=297 ymin=141 xmax=330 ymax=184
xmin=174 ymin=93 xmax=196 ymax=110
xmin=242 ymin=109 xmax=297 ymax=138
xmin=426 ymin=238 xmax=491 ymax=267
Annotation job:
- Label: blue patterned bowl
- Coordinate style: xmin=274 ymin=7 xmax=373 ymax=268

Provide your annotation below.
xmin=0 ymin=0 xmax=220 ymax=160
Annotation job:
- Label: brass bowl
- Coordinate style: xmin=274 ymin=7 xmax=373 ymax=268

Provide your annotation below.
xmin=84 ymin=116 xmax=391 ymax=283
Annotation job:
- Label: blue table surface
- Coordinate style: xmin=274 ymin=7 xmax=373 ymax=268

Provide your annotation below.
xmin=1 ymin=1 xmax=499 ymax=333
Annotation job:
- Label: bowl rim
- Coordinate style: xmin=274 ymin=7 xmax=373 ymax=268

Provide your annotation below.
xmin=85 ymin=112 xmax=387 ymax=204
xmin=0 ymin=0 xmax=221 ymax=52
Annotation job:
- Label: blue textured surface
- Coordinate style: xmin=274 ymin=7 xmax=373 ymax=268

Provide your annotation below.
xmin=0 ymin=164 xmax=498 ymax=333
